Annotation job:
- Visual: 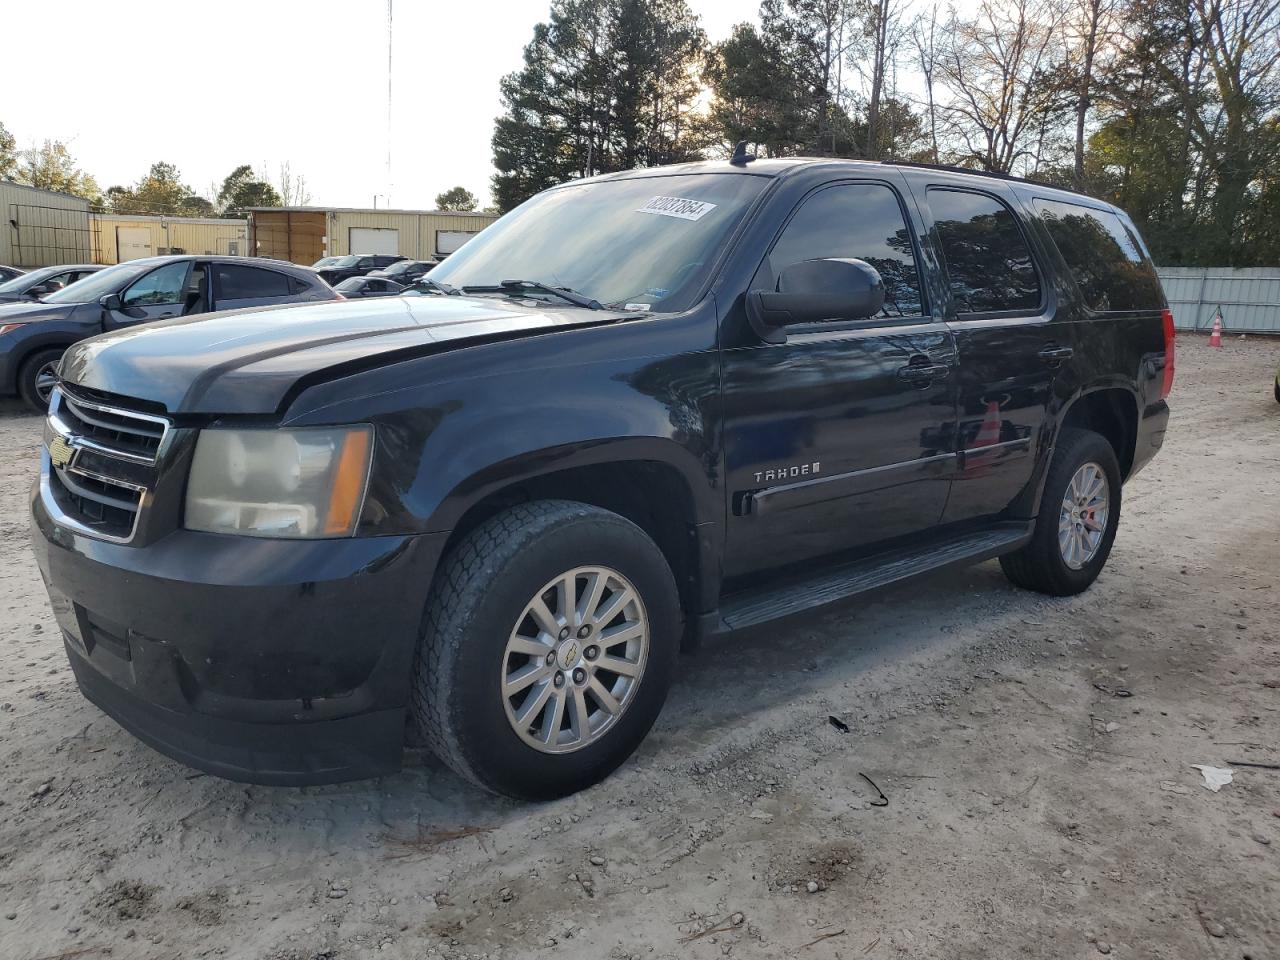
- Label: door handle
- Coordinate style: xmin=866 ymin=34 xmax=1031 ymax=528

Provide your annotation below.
xmin=897 ymin=363 xmax=951 ymax=382
xmin=1038 ymin=345 xmax=1074 ymax=365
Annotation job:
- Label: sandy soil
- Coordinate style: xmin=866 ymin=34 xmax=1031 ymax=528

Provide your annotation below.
xmin=0 ymin=337 xmax=1277 ymax=960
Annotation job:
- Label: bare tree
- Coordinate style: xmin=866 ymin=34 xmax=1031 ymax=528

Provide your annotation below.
xmin=860 ymin=0 xmax=908 ymax=158
xmin=277 ymin=162 xmax=312 ymax=207
xmin=910 ymin=4 xmax=944 ymax=162
xmin=1066 ymin=0 xmax=1120 ymax=189
xmin=936 ymin=0 xmax=1071 ymax=172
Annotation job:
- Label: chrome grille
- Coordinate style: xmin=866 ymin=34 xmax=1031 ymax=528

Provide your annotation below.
xmin=43 ymin=388 xmax=171 ymax=543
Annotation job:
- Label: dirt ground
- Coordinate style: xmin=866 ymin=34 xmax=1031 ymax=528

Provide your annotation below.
xmin=0 ymin=337 xmax=1277 ymax=960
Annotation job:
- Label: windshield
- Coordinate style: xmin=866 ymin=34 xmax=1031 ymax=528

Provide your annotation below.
xmin=312 ymin=257 xmax=339 ymax=268
xmin=430 ymin=172 xmax=768 ymax=311
xmin=330 ymin=256 xmax=361 ymax=268
xmin=382 ymin=260 xmax=418 ymax=275
xmin=334 ymin=277 xmax=368 ymax=291
xmin=0 ymin=266 xmax=56 ymax=294
xmin=41 ymin=261 xmax=155 ymax=304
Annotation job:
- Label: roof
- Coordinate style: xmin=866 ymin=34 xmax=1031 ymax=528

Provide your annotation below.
xmin=582 ymin=156 xmax=1107 ymax=204
xmin=90 ymin=213 xmax=248 ymax=227
xmin=103 ymin=254 xmax=317 ymax=273
xmin=245 ymin=205 xmax=497 ymax=217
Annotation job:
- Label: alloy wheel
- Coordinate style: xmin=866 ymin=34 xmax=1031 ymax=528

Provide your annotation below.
xmin=1058 ymin=461 xmax=1109 ymax=570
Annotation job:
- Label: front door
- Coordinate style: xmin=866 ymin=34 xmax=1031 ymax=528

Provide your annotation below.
xmin=106 ymin=260 xmax=192 ymax=329
xmin=911 ymin=183 xmax=1062 ymax=522
xmin=720 ymin=178 xmax=958 ymax=580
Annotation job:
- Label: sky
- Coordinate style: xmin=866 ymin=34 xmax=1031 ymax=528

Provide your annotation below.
xmin=2 ymin=0 xmax=758 ymax=211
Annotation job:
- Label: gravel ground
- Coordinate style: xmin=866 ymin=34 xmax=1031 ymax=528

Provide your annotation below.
xmin=0 ymin=336 xmax=1277 ymax=960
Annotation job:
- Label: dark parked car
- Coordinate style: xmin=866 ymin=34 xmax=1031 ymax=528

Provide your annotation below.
xmin=0 ymin=264 xmax=104 ymax=304
xmin=334 ymin=276 xmax=406 ymax=298
xmin=31 ymin=158 xmax=1172 ymax=799
xmin=312 ymin=256 xmax=342 ymax=269
xmin=0 ymin=265 xmax=24 ymax=283
xmin=1 ymin=255 xmax=336 ymax=410
xmin=367 ymin=259 xmax=437 ymax=285
xmin=316 ymin=254 xmax=406 ymax=286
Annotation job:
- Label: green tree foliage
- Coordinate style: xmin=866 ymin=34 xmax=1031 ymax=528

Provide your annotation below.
xmin=13 ymin=139 xmax=101 ymax=204
xmin=0 ymin=122 xmax=16 ymax=181
xmin=435 ymin=186 xmax=479 ymax=211
xmin=106 ymin=162 xmax=213 ymax=217
xmin=491 ymin=0 xmax=710 ymax=211
xmin=217 ymin=164 xmax=281 ymax=217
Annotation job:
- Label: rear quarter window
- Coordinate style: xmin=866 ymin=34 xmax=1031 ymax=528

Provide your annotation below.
xmin=1034 ymin=198 xmax=1163 ymax=311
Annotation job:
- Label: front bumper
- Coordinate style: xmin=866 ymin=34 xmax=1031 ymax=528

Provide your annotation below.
xmin=31 ymin=488 xmax=447 ymax=785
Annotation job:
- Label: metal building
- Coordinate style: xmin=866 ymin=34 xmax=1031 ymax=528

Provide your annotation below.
xmin=90 ymin=214 xmax=249 ymax=265
xmin=0 ymin=181 xmax=93 ymax=268
xmin=248 ymin=206 xmax=499 ymax=265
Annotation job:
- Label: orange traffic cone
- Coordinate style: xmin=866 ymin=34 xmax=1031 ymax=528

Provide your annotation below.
xmin=1208 ymin=312 xmax=1223 ymax=348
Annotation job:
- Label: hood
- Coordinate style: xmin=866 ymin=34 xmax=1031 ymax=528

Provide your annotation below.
xmin=0 ymin=300 xmax=75 ymax=322
xmin=60 ymin=294 xmax=628 ymax=415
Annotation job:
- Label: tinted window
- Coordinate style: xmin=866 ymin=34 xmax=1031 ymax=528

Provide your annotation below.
xmin=214 ymin=265 xmax=292 ymax=300
xmin=929 ymin=189 xmax=1040 ymax=314
xmin=122 ymin=262 xmax=190 ymax=307
xmin=755 ymin=182 xmax=924 ymax=318
xmin=289 ymin=275 xmax=314 ymax=294
xmin=1034 ymin=199 xmax=1163 ymax=311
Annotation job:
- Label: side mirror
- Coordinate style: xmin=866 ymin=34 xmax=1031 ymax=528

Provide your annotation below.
xmin=99 ymin=293 xmax=122 ymax=312
xmin=746 ymin=258 xmax=885 ymax=341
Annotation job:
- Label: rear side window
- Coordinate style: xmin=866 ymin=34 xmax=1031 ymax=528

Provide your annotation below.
xmin=1034 ymin=199 xmax=1163 ymax=311
xmin=214 ymin=265 xmax=292 ymax=300
xmin=757 ymin=181 xmax=925 ymax=318
xmin=928 ymin=188 xmax=1041 ymax=315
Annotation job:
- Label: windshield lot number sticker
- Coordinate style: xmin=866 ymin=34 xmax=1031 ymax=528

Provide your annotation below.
xmin=637 ymin=196 xmax=717 ymax=221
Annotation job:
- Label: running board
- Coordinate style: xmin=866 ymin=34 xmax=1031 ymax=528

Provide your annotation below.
xmin=713 ymin=522 xmax=1033 ymax=634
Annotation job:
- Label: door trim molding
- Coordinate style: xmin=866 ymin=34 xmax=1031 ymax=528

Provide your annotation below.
xmin=749 ymin=451 xmax=956 ymax=515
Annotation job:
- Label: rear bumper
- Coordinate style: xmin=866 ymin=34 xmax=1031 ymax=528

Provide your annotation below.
xmin=1128 ymin=399 xmax=1170 ymax=481
xmin=31 ymin=489 xmax=448 ymax=785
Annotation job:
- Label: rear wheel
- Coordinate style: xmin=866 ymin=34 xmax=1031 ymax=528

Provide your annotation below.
xmin=412 ymin=500 xmax=680 ymax=799
xmin=18 ymin=347 xmax=64 ymax=412
xmin=1000 ymin=428 xmax=1122 ymax=596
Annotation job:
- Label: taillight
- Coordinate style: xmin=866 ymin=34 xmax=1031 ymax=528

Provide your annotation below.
xmin=1160 ymin=308 xmax=1175 ymax=400
xmin=334 ymin=292 xmax=346 ymax=300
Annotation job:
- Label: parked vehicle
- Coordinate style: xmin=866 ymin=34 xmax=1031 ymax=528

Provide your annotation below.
xmin=2 ymin=255 xmax=336 ymax=410
xmin=0 ymin=264 xmax=104 ymax=304
xmin=316 ymin=254 xmax=406 ymax=286
xmin=334 ymin=276 xmax=406 ymax=298
xmin=367 ymin=259 xmax=437 ymax=286
xmin=0 ymin=265 xmax=24 ymax=283
xmin=30 ymin=158 xmax=1172 ymax=799
xmin=312 ymin=257 xmax=342 ymax=269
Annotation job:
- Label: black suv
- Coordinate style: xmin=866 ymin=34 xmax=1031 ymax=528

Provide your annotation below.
xmin=30 ymin=159 xmax=1172 ymax=799
xmin=1 ymin=256 xmax=336 ymax=410
xmin=315 ymin=254 xmax=406 ymax=286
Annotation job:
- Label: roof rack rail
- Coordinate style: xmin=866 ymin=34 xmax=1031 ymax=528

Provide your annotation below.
xmin=881 ymin=159 xmax=1098 ymax=200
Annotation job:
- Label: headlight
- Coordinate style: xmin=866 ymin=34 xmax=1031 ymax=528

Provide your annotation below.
xmin=185 ymin=426 xmax=373 ymax=538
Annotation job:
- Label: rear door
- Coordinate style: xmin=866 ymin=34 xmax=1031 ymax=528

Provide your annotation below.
xmin=720 ymin=175 xmax=958 ymax=579
xmin=909 ymin=178 xmax=1064 ymax=522
xmin=210 ymin=262 xmax=298 ymax=311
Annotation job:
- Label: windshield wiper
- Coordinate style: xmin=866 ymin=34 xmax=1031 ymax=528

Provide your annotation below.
xmin=415 ymin=277 xmax=461 ymax=296
xmin=463 ymin=279 xmax=602 ymax=310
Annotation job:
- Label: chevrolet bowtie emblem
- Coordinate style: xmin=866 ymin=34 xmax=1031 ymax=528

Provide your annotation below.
xmin=48 ymin=436 xmax=73 ymax=469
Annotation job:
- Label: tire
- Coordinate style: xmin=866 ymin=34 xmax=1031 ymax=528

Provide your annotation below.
xmin=412 ymin=500 xmax=681 ymax=800
xmin=17 ymin=347 xmax=64 ymax=413
xmin=1000 ymin=428 xmax=1122 ymax=597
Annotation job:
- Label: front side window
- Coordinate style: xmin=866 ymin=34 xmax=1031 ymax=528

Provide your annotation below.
xmin=214 ymin=265 xmax=292 ymax=300
xmin=429 ymin=172 xmax=769 ymax=312
xmin=753 ymin=182 xmax=925 ymax=318
xmin=122 ymin=261 xmax=190 ymax=307
xmin=929 ymin=189 xmax=1041 ymax=315
xmin=1034 ymin=199 xmax=1163 ymax=311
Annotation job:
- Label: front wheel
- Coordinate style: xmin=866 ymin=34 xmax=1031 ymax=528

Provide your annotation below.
xmin=18 ymin=347 xmax=64 ymax=412
xmin=1000 ymin=428 xmax=1122 ymax=596
xmin=412 ymin=500 xmax=681 ymax=799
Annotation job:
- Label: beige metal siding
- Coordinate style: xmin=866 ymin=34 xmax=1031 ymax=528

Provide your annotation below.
xmin=90 ymin=215 xmax=249 ymax=265
xmin=0 ymin=181 xmax=92 ymax=268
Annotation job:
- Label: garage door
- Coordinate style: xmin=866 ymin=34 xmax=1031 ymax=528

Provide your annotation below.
xmin=349 ymin=227 xmax=399 ymax=255
xmin=116 ymin=226 xmax=153 ymax=262
xmin=436 ymin=230 xmax=477 ymax=256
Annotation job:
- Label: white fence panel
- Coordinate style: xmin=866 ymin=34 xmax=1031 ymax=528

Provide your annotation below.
xmin=1157 ymin=267 xmax=1280 ymax=334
